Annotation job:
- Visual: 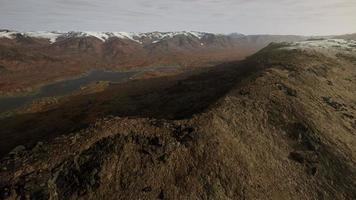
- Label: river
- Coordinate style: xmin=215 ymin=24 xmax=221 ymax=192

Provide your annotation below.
xmin=0 ymin=70 xmax=137 ymax=113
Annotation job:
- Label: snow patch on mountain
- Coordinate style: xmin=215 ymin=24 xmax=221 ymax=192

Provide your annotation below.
xmin=57 ymin=31 xmax=142 ymax=43
xmin=282 ymin=39 xmax=356 ymax=57
xmin=136 ymin=31 xmax=205 ymax=43
xmin=25 ymin=31 xmax=63 ymax=43
xmin=185 ymin=31 xmax=205 ymax=39
xmin=111 ymin=32 xmax=141 ymax=43
xmin=79 ymin=32 xmax=110 ymax=41
xmin=0 ymin=30 xmax=221 ymax=44
xmin=0 ymin=30 xmax=64 ymax=43
xmin=0 ymin=30 xmax=143 ymax=43
xmin=0 ymin=30 xmax=18 ymax=39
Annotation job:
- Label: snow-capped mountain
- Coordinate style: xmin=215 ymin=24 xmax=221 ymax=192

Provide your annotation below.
xmin=0 ymin=29 xmax=317 ymax=94
xmin=282 ymin=39 xmax=356 ymax=57
xmin=0 ymin=30 xmax=209 ymax=44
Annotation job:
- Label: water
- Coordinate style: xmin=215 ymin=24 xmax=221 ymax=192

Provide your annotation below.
xmin=0 ymin=70 xmax=137 ymax=113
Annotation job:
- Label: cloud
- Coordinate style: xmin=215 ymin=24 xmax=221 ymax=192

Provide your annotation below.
xmin=0 ymin=0 xmax=355 ymax=35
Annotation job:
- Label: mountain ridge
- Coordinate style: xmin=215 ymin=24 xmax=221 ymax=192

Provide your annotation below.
xmin=0 ymin=30 xmax=224 ymax=44
xmin=3 ymin=29 xmax=355 ymax=44
xmin=1 ymin=40 xmax=355 ymax=199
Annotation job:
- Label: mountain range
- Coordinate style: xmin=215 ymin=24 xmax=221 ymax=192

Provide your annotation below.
xmin=0 ymin=30 xmax=312 ymax=95
xmin=2 ymin=30 xmax=355 ymax=96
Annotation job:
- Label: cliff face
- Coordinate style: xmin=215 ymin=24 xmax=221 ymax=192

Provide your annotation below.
xmin=1 ymin=40 xmax=356 ymax=199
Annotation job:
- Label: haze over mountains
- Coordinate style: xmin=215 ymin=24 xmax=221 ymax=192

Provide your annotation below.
xmin=2 ymin=29 xmax=354 ymax=95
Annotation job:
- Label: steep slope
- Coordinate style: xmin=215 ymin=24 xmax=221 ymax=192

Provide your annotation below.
xmin=0 ymin=40 xmax=355 ymax=199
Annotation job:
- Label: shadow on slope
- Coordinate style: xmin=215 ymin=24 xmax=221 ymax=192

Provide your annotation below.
xmin=0 ymin=56 xmax=266 ymax=158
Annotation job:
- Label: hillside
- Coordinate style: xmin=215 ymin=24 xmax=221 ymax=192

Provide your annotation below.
xmin=335 ymin=33 xmax=356 ymax=41
xmin=0 ymin=39 xmax=355 ymax=199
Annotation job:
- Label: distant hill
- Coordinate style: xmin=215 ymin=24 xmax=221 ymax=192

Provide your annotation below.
xmin=334 ymin=33 xmax=356 ymax=41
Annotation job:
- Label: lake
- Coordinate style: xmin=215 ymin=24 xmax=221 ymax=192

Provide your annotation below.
xmin=0 ymin=70 xmax=137 ymax=113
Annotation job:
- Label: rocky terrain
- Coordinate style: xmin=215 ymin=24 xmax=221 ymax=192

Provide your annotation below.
xmin=0 ymin=39 xmax=355 ymax=199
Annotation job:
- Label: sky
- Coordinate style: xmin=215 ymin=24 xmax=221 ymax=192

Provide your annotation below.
xmin=0 ymin=0 xmax=355 ymax=35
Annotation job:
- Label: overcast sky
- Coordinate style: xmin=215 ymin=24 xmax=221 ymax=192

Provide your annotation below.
xmin=0 ymin=0 xmax=355 ymax=35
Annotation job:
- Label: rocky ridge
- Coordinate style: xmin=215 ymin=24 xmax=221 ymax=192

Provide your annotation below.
xmin=0 ymin=40 xmax=355 ymax=199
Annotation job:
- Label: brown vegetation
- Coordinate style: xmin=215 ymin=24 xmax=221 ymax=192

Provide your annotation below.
xmin=0 ymin=43 xmax=355 ymax=199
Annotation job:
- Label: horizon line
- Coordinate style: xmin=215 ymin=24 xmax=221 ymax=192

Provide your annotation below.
xmin=1 ymin=28 xmax=355 ymax=37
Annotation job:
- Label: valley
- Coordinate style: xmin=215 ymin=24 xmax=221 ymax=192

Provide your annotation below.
xmin=0 ymin=32 xmax=355 ymax=199
xmin=0 ymin=30 xmax=307 ymax=96
xmin=0 ymin=64 xmax=188 ymax=114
